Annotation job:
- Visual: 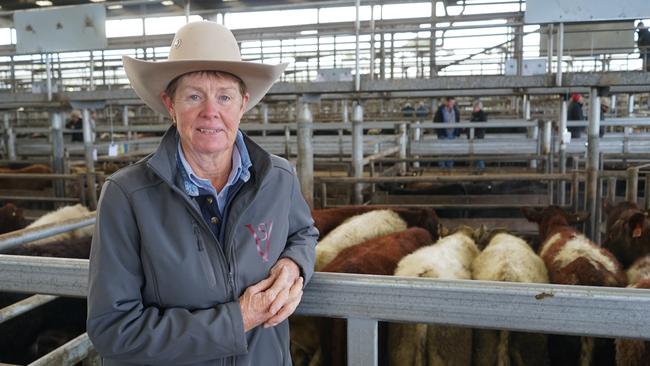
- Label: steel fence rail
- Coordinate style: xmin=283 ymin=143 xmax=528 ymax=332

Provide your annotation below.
xmin=0 ymin=255 xmax=649 ymax=340
xmin=0 ymin=213 xmax=96 ymax=252
xmin=0 ymin=294 xmax=57 ymax=324
xmin=27 ymin=333 xmax=94 ymax=366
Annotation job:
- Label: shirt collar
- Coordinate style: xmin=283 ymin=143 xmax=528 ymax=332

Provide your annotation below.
xmin=176 ymin=130 xmax=251 ymax=197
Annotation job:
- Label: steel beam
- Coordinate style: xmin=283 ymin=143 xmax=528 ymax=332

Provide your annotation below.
xmin=297 ymin=102 xmax=314 ymax=208
xmin=586 ymin=87 xmax=601 ymax=241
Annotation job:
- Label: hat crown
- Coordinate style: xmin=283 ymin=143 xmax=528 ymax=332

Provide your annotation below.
xmin=168 ymin=21 xmax=241 ymax=62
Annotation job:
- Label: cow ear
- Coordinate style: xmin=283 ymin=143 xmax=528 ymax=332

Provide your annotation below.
xmin=629 ymin=212 xmax=646 ymax=238
xmin=568 ymin=211 xmax=589 ymax=224
xmin=521 ymin=207 xmax=542 ymax=222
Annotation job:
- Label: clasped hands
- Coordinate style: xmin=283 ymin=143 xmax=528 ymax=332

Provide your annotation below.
xmin=239 ymin=258 xmax=303 ymax=332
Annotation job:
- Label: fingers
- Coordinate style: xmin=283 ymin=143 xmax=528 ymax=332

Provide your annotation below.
xmin=264 ymin=277 xmax=304 ymax=328
xmin=263 ymin=266 xmax=291 ymax=301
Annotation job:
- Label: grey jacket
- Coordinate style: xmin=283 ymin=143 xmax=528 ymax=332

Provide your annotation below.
xmin=87 ymin=126 xmax=318 ymax=366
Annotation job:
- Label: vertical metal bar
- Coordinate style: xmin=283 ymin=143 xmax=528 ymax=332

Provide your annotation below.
xmin=610 ymin=94 xmax=617 ymax=116
xmin=284 ymin=125 xmax=291 ymax=159
xmin=347 ymin=318 xmax=378 ymax=366
xmin=398 ymin=123 xmax=407 ymax=175
xmin=51 ymin=112 xmax=65 ymax=198
xmin=556 ymin=22 xmax=564 ymax=86
xmin=343 ymin=100 xmax=349 ymax=123
xmin=321 ymin=182 xmax=327 ymax=209
xmin=82 ymin=109 xmax=97 ymax=209
xmin=369 ymin=5 xmax=375 ymax=80
xmin=546 ymin=24 xmax=554 ymax=74
xmin=352 ymin=103 xmax=364 ymax=204
xmin=626 ymin=167 xmax=639 ymax=204
xmin=89 ymin=51 xmax=95 ymax=91
xmin=46 ymin=53 xmax=53 ymax=101
xmin=645 ymin=174 xmax=650 ymax=210
xmin=354 ymin=0 xmax=361 ymax=92
xmin=430 ymin=0 xmax=437 ymax=77
xmin=122 ymin=105 xmax=131 ymax=141
xmin=559 ymin=96 xmax=568 ymax=205
xmin=607 ymin=177 xmax=617 ymax=206
xmin=261 ymin=103 xmax=269 ymax=137
xmin=297 ymin=102 xmax=314 ymax=208
xmin=586 ymin=87 xmax=601 ymax=241
xmin=628 ymin=94 xmax=635 ymax=116
xmin=572 ymin=170 xmax=580 ymax=212
xmin=3 ymin=113 xmax=16 ymax=160
xmin=185 ymin=0 xmax=191 ymax=23
xmin=413 ymin=120 xmax=421 ymax=169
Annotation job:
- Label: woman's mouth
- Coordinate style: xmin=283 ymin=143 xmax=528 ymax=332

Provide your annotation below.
xmin=197 ymin=128 xmax=221 ymax=134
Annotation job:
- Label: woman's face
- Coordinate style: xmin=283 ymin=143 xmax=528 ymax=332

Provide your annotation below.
xmin=162 ymin=72 xmax=249 ymax=157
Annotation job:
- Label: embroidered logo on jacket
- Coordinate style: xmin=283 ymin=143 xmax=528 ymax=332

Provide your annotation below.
xmin=245 ymin=222 xmax=273 ymax=262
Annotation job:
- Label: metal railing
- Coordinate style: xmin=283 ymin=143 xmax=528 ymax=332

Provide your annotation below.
xmin=0 ymin=255 xmax=649 ymax=366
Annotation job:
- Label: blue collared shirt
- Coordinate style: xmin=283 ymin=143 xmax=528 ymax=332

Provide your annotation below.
xmin=177 ymin=130 xmax=252 ymax=215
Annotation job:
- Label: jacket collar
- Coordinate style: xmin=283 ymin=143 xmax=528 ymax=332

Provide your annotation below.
xmin=147 ymin=125 xmax=272 ymax=190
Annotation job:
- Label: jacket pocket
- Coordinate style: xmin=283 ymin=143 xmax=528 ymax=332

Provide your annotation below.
xmin=194 ymin=221 xmax=218 ymax=288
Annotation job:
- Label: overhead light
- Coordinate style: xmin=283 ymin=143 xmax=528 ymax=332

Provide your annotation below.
xmin=107 ymin=4 xmax=123 ymax=10
xmin=35 ymin=0 xmax=53 ymax=6
xmin=90 ymin=0 xmax=106 ymax=3
xmin=161 ymin=0 xmax=174 ymax=5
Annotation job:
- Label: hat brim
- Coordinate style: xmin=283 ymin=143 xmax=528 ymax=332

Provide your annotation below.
xmin=123 ymin=56 xmax=288 ymax=116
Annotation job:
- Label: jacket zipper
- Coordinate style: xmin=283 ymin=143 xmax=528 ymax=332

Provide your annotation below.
xmin=193 ymin=221 xmax=218 ymax=288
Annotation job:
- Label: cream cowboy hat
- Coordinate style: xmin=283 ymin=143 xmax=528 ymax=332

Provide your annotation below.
xmin=123 ymin=21 xmax=288 ymax=115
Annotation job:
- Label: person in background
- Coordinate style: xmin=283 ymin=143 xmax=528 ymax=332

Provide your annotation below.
xmin=66 ymin=110 xmax=84 ymax=142
xmin=637 ymin=22 xmax=650 ymax=71
xmin=567 ymin=93 xmax=586 ymax=138
xmin=433 ymin=96 xmax=461 ymax=168
xmin=87 ymin=21 xmax=317 ymax=366
xmin=469 ymin=100 xmax=487 ymax=170
xmin=401 ymin=102 xmax=415 ymax=118
xmin=415 ymin=101 xmax=428 ymax=119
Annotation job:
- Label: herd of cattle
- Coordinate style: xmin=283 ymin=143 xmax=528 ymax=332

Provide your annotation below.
xmin=0 ymin=199 xmax=648 ymax=365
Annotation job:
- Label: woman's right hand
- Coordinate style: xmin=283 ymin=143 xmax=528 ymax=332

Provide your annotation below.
xmin=239 ymin=266 xmax=292 ymax=331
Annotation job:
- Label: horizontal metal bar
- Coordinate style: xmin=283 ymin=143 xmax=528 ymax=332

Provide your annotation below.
xmin=298 ymin=273 xmax=650 ymax=339
xmin=1 ymin=257 xmax=649 ymax=339
xmin=315 ymin=173 xmax=575 ymax=183
xmin=0 ymin=255 xmax=88 ymax=297
xmin=0 ymin=195 xmax=80 ymax=203
xmin=0 ymin=213 xmax=96 ymax=252
xmin=0 ymin=294 xmax=58 ymax=324
xmin=0 ymin=173 xmax=77 ymax=179
xmin=28 ymin=333 xmax=93 ymax=366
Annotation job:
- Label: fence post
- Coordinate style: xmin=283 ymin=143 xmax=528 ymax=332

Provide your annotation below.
xmin=347 ymin=318 xmax=378 ymax=366
xmin=626 ymin=167 xmax=639 ymax=204
xmin=82 ymin=109 xmax=97 ymax=209
xmin=586 ymin=87 xmax=601 ymax=241
xmin=297 ymin=102 xmax=314 ymax=208
xmin=51 ymin=112 xmax=66 ymax=199
xmin=352 ymin=103 xmax=364 ymax=204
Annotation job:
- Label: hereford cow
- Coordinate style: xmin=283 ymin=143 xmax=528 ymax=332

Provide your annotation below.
xmin=0 ymin=203 xmax=28 ymax=234
xmin=317 ymin=228 xmax=434 ymax=366
xmin=24 ymin=204 xmax=94 ymax=246
xmin=0 ymin=204 xmax=93 ymax=364
xmin=627 ymin=255 xmax=650 ymax=285
xmin=603 ymin=201 xmax=650 ymax=268
xmin=0 ymin=164 xmax=52 ymax=190
xmin=522 ymin=206 xmax=627 ymax=366
xmin=312 ymin=206 xmax=439 ymax=239
xmin=315 ymin=209 xmax=431 ymax=271
xmin=390 ymin=226 xmax=480 ymax=366
xmin=615 ymin=269 xmax=650 ymax=366
xmin=471 ymin=231 xmax=549 ymax=366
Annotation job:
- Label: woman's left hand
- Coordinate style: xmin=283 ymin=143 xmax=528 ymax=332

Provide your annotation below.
xmin=263 ymin=258 xmax=303 ymax=327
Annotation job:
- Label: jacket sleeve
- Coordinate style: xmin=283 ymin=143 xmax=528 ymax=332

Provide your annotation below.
xmin=280 ymin=173 xmax=318 ymax=284
xmin=87 ymin=180 xmax=247 ymax=364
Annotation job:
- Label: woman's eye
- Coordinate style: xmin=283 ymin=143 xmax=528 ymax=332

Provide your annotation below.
xmin=189 ymin=94 xmax=200 ymax=101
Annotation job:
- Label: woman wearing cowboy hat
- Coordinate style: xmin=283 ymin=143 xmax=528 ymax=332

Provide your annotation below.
xmin=87 ymin=21 xmax=317 ymax=365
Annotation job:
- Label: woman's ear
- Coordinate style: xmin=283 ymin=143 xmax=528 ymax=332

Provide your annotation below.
xmin=161 ymin=92 xmax=176 ymax=123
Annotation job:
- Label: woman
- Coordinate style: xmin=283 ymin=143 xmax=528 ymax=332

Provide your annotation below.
xmin=87 ymin=21 xmax=318 ymax=365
